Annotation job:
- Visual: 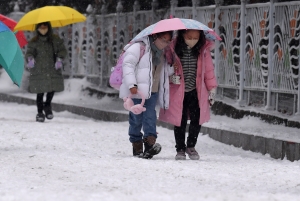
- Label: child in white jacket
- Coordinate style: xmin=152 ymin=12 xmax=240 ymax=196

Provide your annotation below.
xmin=119 ymin=31 xmax=173 ymax=159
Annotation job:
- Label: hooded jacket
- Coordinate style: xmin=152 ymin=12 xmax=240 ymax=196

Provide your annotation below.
xmin=25 ymin=22 xmax=67 ymax=93
xmin=159 ymin=38 xmax=218 ymax=126
xmin=119 ymin=36 xmax=174 ymax=109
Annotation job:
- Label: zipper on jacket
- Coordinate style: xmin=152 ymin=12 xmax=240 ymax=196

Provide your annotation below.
xmin=147 ymin=37 xmax=152 ymax=98
xmin=163 ymin=63 xmax=166 ymax=109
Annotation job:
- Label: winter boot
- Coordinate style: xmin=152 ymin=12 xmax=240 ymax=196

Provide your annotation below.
xmin=175 ymin=149 xmax=186 ymax=160
xmin=186 ymin=147 xmax=200 ymax=160
xmin=43 ymin=103 xmax=53 ymax=119
xmin=36 ymin=113 xmax=45 ymax=122
xmin=132 ymin=141 xmax=143 ymax=157
xmin=142 ymin=136 xmax=161 ymax=159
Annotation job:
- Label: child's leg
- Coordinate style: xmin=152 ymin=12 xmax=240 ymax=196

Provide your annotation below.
xmin=36 ymin=93 xmax=44 ymax=113
xmin=142 ymin=92 xmax=158 ymax=139
xmin=128 ymin=104 xmax=144 ymax=156
xmin=36 ymin=93 xmax=45 ymax=122
xmin=128 ymin=100 xmax=143 ymax=143
xmin=45 ymin=91 xmax=55 ymax=106
xmin=141 ymin=92 xmax=161 ymax=159
xmin=186 ymin=89 xmax=201 ymax=148
xmin=44 ymin=91 xmax=55 ymax=119
xmin=174 ymin=92 xmax=189 ymax=152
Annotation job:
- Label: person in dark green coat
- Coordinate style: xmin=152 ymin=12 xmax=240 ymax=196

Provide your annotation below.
xmin=25 ymin=22 xmax=67 ymax=122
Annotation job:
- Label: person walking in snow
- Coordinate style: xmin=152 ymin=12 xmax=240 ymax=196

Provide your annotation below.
xmin=25 ymin=21 xmax=67 ymax=122
xmin=159 ymin=29 xmax=217 ymax=160
xmin=119 ymin=31 xmax=174 ymax=159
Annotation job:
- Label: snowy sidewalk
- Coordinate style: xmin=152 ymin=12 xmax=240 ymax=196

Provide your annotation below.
xmin=0 ymin=102 xmax=300 ymax=201
xmin=0 ymin=72 xmax=300 ymax=161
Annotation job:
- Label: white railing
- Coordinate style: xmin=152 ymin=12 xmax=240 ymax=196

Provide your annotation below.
xmin=7 ymin=0 xmax=300 ymax=117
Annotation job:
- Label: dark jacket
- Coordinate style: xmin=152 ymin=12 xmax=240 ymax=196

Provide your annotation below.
xmin=25 ymin=34 xmax=67 ymax=93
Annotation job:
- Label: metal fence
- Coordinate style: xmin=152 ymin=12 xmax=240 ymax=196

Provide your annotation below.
xmin=7 ymin=0 xmax=300 ymax=117
xmin=216 ymin=1 xmax=299 ymax=116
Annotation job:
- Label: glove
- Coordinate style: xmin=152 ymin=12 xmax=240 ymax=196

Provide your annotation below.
xmin=26 ymin=57 xmax=35 ymax=68
xmin=209 ymin=88 xmax=216 ymax=106
xmin=55 ymin=58 xmax=63 ymax=70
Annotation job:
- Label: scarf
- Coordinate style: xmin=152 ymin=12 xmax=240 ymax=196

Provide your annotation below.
xmin=149 ymin=36 xmax=163 ymax=66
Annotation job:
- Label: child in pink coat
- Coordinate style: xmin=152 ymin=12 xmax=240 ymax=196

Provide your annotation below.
xmin=159 ymin=29 xmax=217 ymax=160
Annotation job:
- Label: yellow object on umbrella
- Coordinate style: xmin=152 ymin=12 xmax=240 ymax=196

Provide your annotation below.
xmin=14 ymin=6 xmax=86 ymax=31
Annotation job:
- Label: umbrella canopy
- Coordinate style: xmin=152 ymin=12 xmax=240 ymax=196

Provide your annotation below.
xmin=0 ymin=21 xmax=24 ymax=87
xmin=131 ymin=18 xmax=221 ymax=42
xmin=14 ymin=6 xmax=86 ymax=31
xmin=0 ymin=14 xmax=27 ymax=48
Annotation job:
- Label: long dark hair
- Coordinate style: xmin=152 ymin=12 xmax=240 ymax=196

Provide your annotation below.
xmin=174 ymin=30 xmax=206 ymax=58
xmin=31 ymin=21 xmax=54 ymax=42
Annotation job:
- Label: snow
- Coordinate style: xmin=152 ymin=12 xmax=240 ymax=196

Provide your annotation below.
xmin=0 ymin=69 xmax=126 ymax=112
xmin=1 ymin=102 xmax=300 ymax=201
xmin=204 ymin=115 xmax=300 ymax=143
xmin=0 ymin=70 xmax=300 ymax=201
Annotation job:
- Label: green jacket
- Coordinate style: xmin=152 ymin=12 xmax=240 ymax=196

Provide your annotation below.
xmin=25 ymin=34 xmax=67 ymax=93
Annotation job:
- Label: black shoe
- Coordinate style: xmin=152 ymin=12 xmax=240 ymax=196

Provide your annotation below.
xmin=142 ymin=136 xmax=161 ymax=159
xmin=36 ymin=113 xmax=45 ymax=122
xmin=43 ymin=104 xmax=53 ymax=119
xmin=132 ymin=141 xmax=143 ymax=157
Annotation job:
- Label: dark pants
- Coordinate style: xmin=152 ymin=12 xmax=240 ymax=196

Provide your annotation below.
xmin=174 ymin=89 xmax=201 ymax=152
xmin=36 ymin=91 xmax=55 ymax=113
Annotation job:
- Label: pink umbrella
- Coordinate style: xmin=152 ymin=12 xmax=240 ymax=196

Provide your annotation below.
xmin=131 ymin=18 xmax=221 ymax=42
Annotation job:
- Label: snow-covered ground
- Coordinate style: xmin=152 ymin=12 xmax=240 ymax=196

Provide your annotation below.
xmin=1 ymin=102 xmax=300 ymax=201
xmin=1 ymin=70 xmax=300 ymax=201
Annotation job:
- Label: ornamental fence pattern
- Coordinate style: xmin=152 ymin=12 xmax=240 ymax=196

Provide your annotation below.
xmin=7 ymin=1 xmax=300 ymax=117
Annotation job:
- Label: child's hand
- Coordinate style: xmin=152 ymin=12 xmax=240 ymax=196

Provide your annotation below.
xmin=130 ymin=87 xmax=138 ymax=94
xmin=209 ymin=88 xmax=216 ymax=106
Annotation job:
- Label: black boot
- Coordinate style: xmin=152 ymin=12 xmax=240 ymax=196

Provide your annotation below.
xmin=142 ymin=136 xmax=161 ymax=159
xmin=43 ymin=103 xmax=53 ymax=119
xmin=132 ymin=141 xmax=143 ymax=157
xmin=36 ymin=113 xmax=45 ymax=122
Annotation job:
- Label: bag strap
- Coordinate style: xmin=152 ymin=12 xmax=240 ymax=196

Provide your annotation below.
xmin=115 ymin=41 xmax=146 ymax=65
xmin=138 ymin=42 xmax=146 ymax=60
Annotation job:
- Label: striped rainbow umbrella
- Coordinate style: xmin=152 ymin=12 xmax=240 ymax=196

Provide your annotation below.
xmin=131 ymin=18 xmax=221 ymax=42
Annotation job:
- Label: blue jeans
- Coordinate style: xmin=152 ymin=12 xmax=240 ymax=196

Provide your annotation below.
xmin=128 ymin=92 xmax=158 ymax=143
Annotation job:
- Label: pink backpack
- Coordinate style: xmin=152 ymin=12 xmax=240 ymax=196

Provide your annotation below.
xmin=109 ymin=42 xmax=146 ymax=90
